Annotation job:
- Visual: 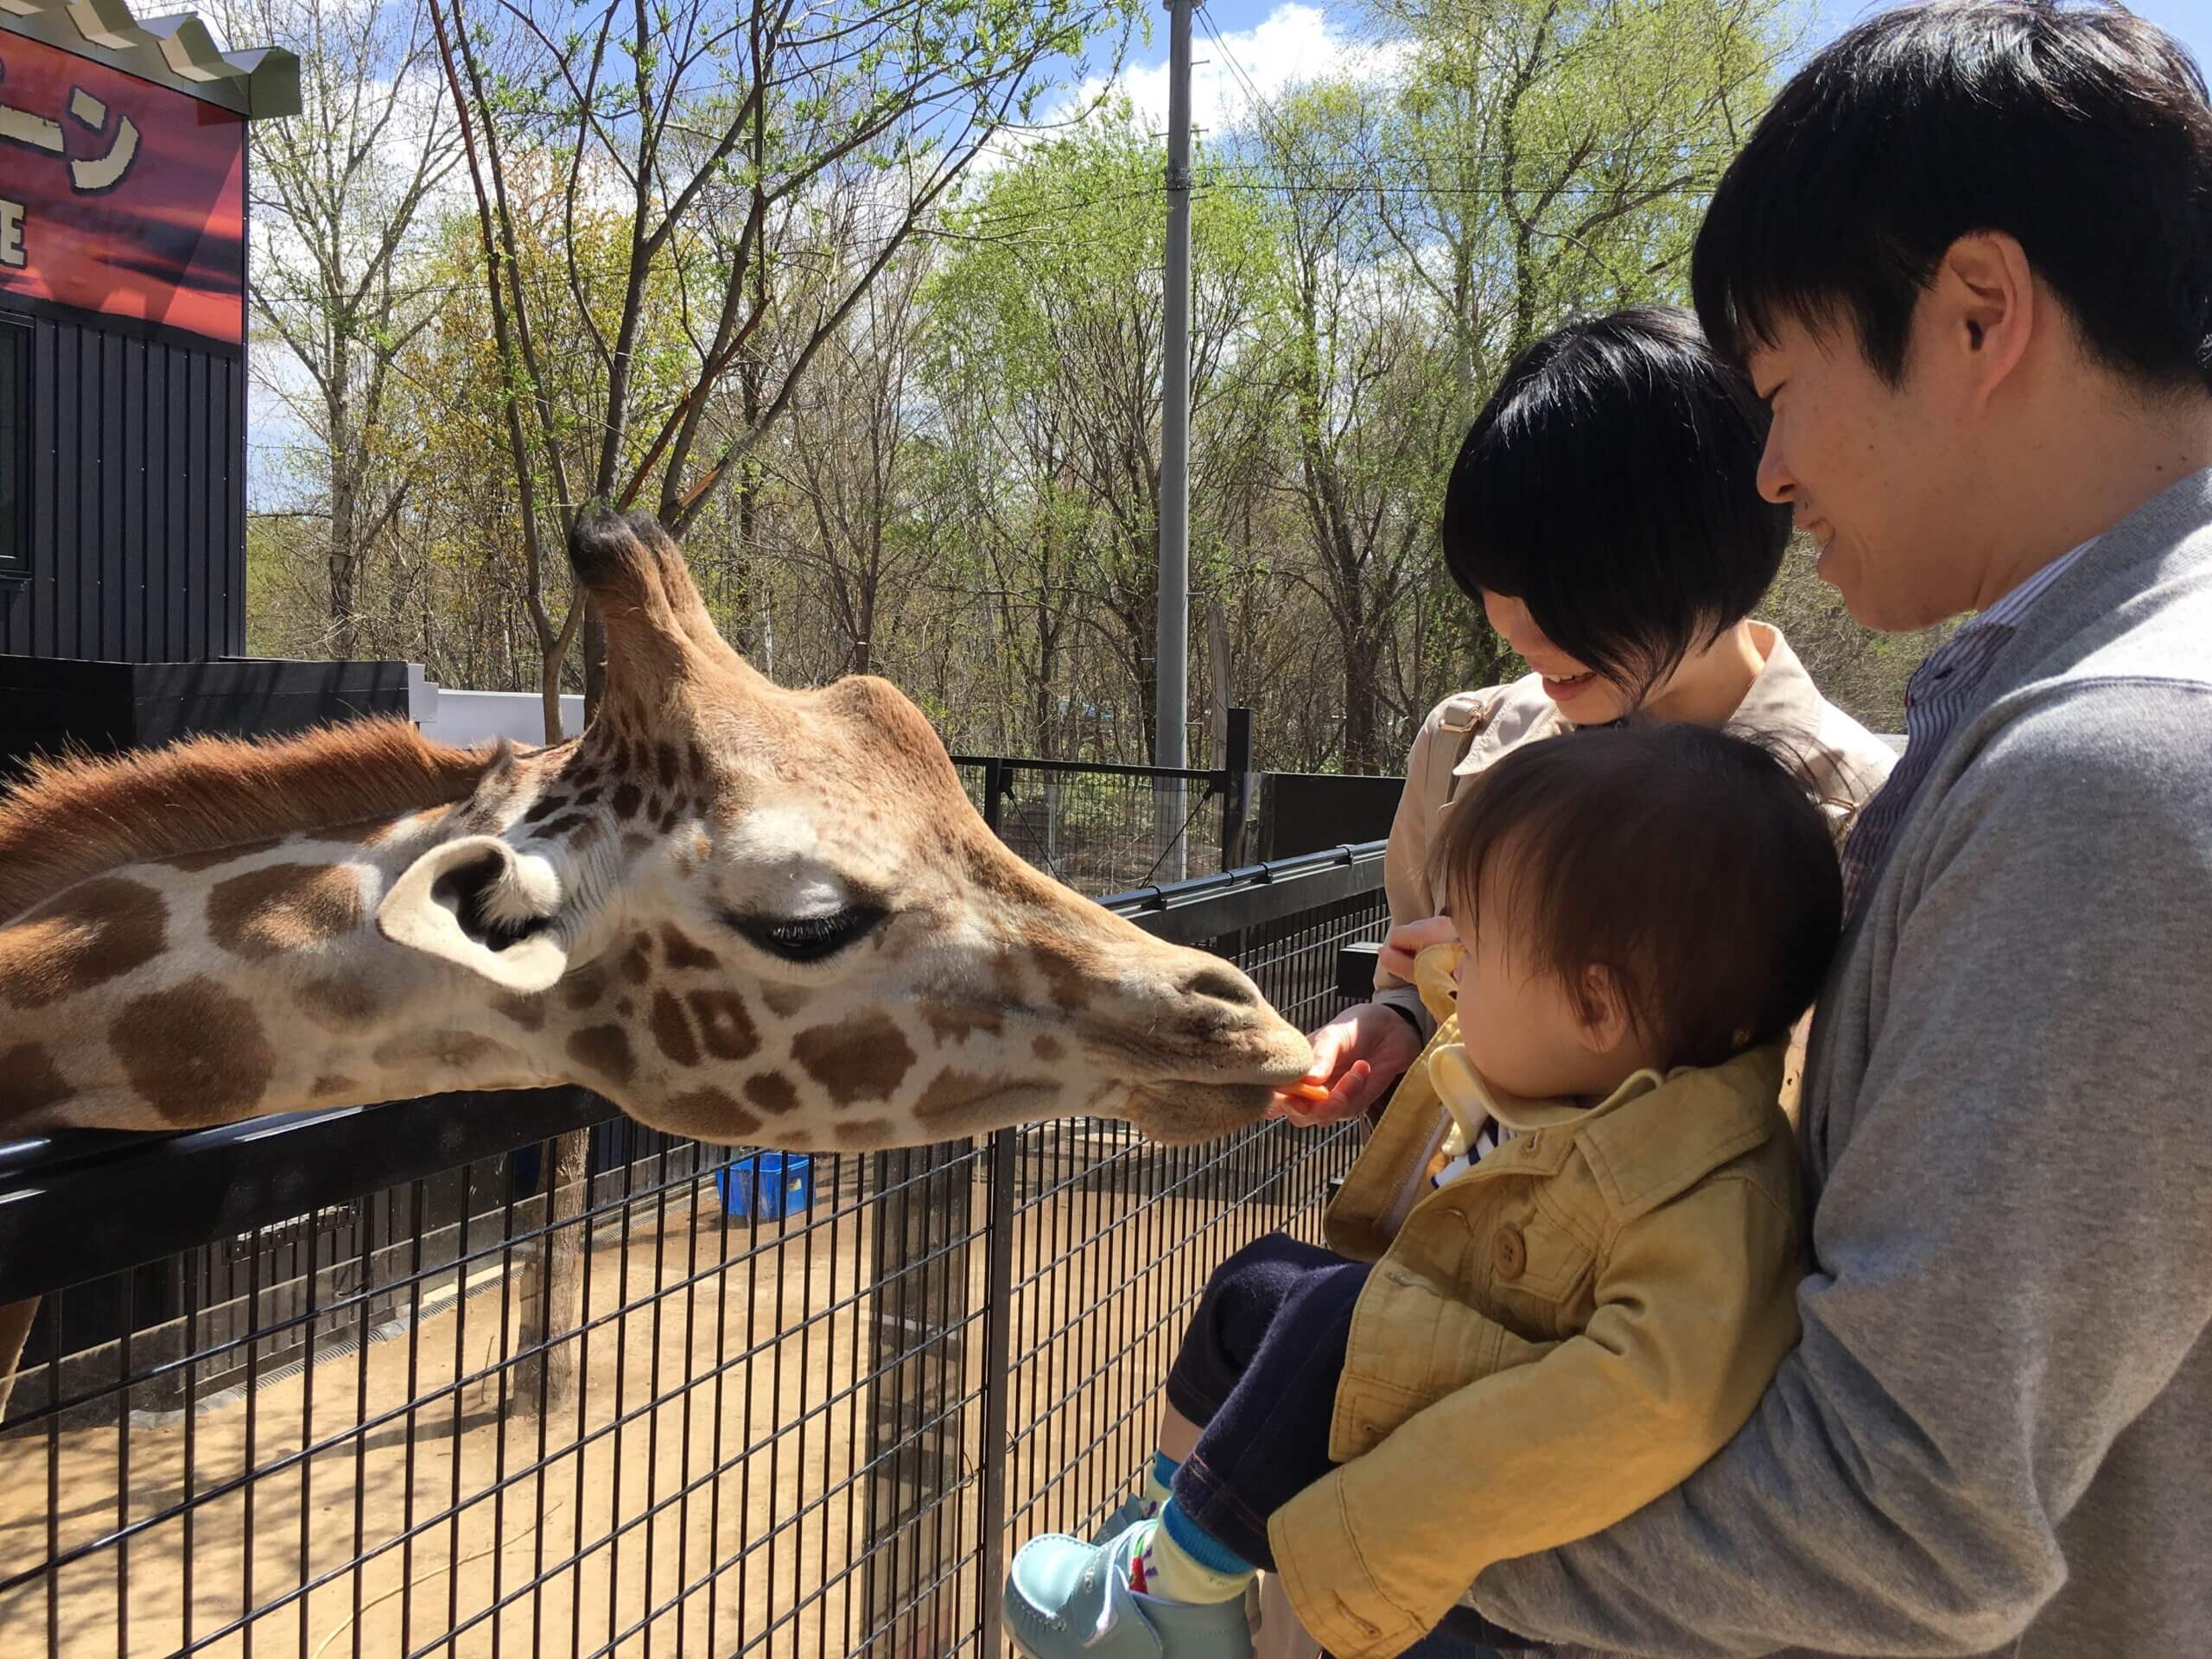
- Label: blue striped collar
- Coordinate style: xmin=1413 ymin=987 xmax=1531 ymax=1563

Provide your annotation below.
xmin=1957 ymin=538 xmax=2100 ymax=642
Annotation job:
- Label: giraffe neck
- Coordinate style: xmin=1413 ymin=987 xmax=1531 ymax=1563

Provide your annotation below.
xmin=0 ymin=804 xmax=573 ymax=1133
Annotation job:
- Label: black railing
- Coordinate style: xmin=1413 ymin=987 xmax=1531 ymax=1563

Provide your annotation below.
xmin=0 ymin=834 xmax=1389 ymax=1657
xmin=951 ymin=709 xmax=1257 ymax=897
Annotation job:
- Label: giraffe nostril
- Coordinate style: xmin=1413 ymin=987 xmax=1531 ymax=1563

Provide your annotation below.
xmin=1185 ymin=966 xmax=1260 ymax=1010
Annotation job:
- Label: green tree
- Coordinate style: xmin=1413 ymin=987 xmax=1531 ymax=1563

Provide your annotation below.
xmin=924 ymin=107 xmax=1280 ymax=761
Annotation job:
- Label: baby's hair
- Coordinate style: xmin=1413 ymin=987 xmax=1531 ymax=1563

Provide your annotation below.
xmin=1430 ymin=723 xmax=1844 ymax=1069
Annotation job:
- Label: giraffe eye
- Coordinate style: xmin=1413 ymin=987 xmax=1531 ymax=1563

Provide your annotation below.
xmin=722 ymin=905 xmax=886 ymax=963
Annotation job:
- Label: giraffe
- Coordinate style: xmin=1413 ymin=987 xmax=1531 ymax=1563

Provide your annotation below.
xmin=0 ymin=509 xmax=1313 ymax=1414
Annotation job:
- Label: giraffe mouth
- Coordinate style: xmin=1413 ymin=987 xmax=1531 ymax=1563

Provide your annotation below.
xmin=1120 ymin=1080 xmax=1281 ymax=1146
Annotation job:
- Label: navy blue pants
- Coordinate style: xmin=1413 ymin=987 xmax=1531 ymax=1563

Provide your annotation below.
xmin=1161 ymin=1231 xmax=1526 ymax=1655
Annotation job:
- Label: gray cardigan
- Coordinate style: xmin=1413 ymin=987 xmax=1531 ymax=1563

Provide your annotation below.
xmin=1469 ymin=467 xmax=2212 ymax=1657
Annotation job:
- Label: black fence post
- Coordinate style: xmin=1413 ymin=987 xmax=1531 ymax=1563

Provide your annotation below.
xmin=1220 ymin=707 xmax=1254 ymax=872
xmin=974 ymin=1127 xmax=1019 ymax=1647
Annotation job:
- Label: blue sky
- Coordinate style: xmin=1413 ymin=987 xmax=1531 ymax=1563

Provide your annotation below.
xmin=1123 ymin=0 xmax=2212 ymax=120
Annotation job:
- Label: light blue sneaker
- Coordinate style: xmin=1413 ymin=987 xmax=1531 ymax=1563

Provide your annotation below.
xmin=1004 ymin=1524 xmax=1255 ymax=1659
xmin=1089 ymin=1490 xmax=1155 ymax=1545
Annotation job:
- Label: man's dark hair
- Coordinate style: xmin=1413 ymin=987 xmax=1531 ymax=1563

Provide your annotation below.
xmin=1433 ymin=723 xmax=1843 ymax=1071
xmin=1440 ymin=307 xmax=1789 ymax=702
xmin=1693 ymin=0 xmax=2212 ymax=391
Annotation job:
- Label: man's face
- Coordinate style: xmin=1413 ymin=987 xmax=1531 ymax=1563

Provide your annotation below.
xmin=1747 ymin=312 xmax=1980 ymax=632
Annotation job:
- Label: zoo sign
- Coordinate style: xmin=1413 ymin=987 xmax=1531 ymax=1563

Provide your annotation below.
xmin=0 ymin=29 xmax=245 ymax=346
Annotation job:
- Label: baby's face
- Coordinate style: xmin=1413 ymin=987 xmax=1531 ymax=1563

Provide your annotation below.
xmin=1449 ymin=899 xmax=1633 ymax=1102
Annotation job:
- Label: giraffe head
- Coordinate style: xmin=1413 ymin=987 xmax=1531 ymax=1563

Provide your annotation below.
xmin=372 ymin=510 xmax=1312 ymax=1148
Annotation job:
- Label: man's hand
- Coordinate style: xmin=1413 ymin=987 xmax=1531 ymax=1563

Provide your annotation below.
xmin=1271 ymin=1001 xmax=1423 ymax=1126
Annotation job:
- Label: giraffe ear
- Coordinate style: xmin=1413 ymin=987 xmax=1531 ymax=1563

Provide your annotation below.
xmin=378 ymin=836 xmax=574 ymax=993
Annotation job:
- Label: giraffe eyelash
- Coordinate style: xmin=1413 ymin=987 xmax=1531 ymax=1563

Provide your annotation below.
xmin=721 ymin=905 xmax=887 ymax=964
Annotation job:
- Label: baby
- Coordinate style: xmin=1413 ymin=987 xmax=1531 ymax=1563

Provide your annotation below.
xmin=1004 ymin=721 xmax=1843 ymax=1659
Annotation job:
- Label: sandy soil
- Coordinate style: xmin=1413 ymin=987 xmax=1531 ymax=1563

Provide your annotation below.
xmin=0 ymin=1140 xmax=1332 ymax=1659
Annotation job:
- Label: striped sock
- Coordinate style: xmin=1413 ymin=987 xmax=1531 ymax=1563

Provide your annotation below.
xmin=1127 ymin=1499 xmax=1255 ymax=1604
xmin=1144 ymin=1449 xmax=1178 ymax=1516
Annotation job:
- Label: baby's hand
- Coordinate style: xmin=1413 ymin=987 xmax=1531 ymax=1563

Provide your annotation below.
xmin=1377 ymin=915 xmax=1459 ymax=982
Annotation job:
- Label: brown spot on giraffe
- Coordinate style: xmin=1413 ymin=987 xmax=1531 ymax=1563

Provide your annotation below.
xmin=619 ymin=934 xmax=653 ymax=986
xmin=666 ymin=1088 xmax=760 ymax=1138
xmin=650 ymin=989 xmax=700 ymax=1066
xmin=308 ymin=1074 xmax=359 ymax=1100
xmin=686 ymin=990 xmax=760 ymax=1061
xmin=157 ymin=839 xmax=279 ymax=873
xmin=791 ymin=1014 xmax=915 ymax=1107
xmin=621 ymin=833 xmax=652 ymax=860
xmin=745 ymin=1072 xmax=800 ymax=1116
xmin=760 ymin=985 xmax=812 ymax=1020
xmin=207 ymin=862 xmax=364 ymax=962
xmin=0 ymin=876 xmax=167 ymax=1009
xmin=914 ymin=1068 xmax=996 ymax=1124
xmin=569 ymin=1024 xmax=636 ymax=1087
xmin=493 ymin=992 xmax=549 ymax=1033
xmin=833 ymin=1118 xmax=893 ymax=1149
xmin=658 ymin=925 xmax=720 ymax=973
xmin=1033 ymin=1033 xmax=1066 ymax=1064
xmin=655 ymin=742 xmax=681 ymax=791
xmin=522 ymin=796 xmax=567 ymax=826
xmin=0 ymin=1042 xmax=73 ymax=1118
xmin=1031 ymin=944 xmax=1097 ymax=1014
xmin=920 ymin=1001 xmax=1001 ymax=1046
xmin=562 ymin=963 xmax=610 ymax=1012
xmin=297 ymin=971 xmax=382 ymax=1030
xmin=112 ymin=976 xmax=276 ymax=1125
xmin=612 ymin=783 xmax=644 ymax=820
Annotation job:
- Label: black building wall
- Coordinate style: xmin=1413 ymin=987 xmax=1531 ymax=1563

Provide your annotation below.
xmin=0 ymin=303 xmax=246 ymax=664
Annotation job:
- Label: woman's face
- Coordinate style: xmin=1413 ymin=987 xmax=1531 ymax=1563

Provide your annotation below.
xmin=1480 ymin=592 xmax=1636 ymax=724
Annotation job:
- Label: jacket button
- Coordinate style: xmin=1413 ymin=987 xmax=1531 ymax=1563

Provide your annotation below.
xmin=1494 ymin=1226 xmax=1527 ymax=1280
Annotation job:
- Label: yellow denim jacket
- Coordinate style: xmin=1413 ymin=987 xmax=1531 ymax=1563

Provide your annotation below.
xmin=1267 ymin=952 xmax=1809 ymax=1659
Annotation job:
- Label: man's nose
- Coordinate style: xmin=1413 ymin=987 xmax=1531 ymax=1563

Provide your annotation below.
xmin=1757 ymin=431 xmax=1796 ymax=505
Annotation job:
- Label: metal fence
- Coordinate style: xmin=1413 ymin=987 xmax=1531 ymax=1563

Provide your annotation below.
xmin=951 ymin=711 xmax=1257 ymax=898
xmin=0 ymin=827 xmax=1387 ymax=1657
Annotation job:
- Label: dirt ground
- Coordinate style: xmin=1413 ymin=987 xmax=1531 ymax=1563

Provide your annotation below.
xmin=0 ymin=1153 xmax=1318 ymax=1659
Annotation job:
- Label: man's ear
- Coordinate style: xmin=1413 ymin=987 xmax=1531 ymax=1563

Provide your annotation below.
xmin=378 ymin=835 xmax=573 ymax=992
xmin=1929 ymin=231 xmax=2037 ymax=410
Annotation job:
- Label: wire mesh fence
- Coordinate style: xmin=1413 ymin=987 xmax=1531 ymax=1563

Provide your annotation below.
xmin=0 ymin=833 xmax=1386 ymax=1658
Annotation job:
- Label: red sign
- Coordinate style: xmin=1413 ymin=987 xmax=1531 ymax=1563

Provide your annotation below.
xmin=0 ymin=31 xmax=245 ymax=345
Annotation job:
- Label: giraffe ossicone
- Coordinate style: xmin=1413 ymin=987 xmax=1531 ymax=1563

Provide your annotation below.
xmin=0 ymin=508 xmax=1314 ymax=1155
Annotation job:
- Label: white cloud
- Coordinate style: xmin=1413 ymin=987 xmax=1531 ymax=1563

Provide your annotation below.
xmin=1073 ymin=3 xmax=1409 ymax=138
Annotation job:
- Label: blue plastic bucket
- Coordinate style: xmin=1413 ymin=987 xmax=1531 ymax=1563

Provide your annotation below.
xmin=715 ymin=1152 xmax=814 ymax=1221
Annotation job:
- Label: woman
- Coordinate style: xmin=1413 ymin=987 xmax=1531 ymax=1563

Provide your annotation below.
xmin=1294 ymin=305 xmax=1893 ymax=1135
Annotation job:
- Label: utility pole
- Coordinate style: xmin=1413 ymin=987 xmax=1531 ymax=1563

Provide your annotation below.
xmin=1154 ymin=0 xmax=1193 ymax=879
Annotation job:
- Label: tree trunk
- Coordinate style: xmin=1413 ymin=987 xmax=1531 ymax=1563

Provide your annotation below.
xmin=1344 ymin=631 xmax=1382 ymax=775
xmin=512 ymin=1128 xmax=592 ymax=1418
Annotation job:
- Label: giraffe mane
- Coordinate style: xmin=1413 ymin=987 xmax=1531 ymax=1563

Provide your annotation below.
xmin=0 ymin=718 xmax=512 ymax=924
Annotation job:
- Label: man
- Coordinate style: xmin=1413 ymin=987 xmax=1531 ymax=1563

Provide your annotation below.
xmin=1450 ymin=3 xmax=2212 ymax=1655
